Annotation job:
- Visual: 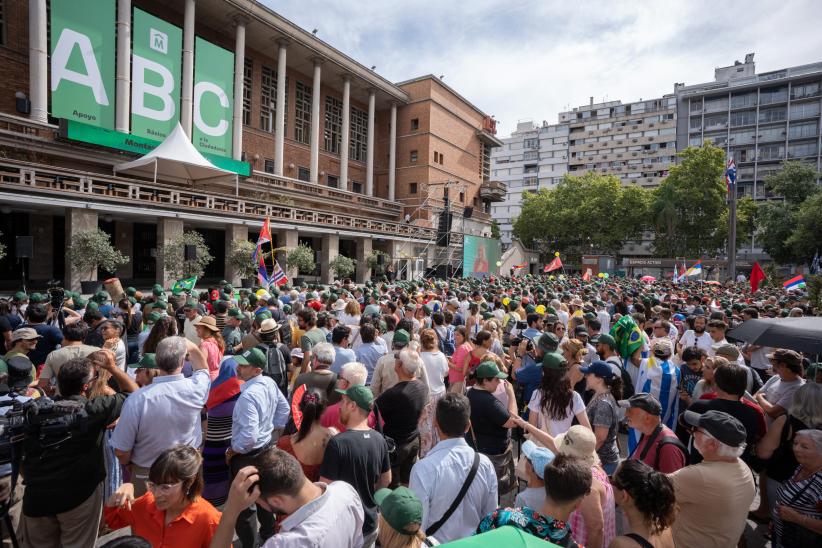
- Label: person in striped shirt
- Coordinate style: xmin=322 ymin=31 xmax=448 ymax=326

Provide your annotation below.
xmin=629 ymin=338 xmax=681 ymax=451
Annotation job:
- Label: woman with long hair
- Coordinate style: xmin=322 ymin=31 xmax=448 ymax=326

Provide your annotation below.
xmin=482 ymin=319 xmax=506 ymax=360
xmin=338 ymin=299 xmax=361 ymax=327
xmin=193 ymin=316 xmax=225 ymax=381
xmin=527 ymin=352 xmax=591 ymax=439
xmin=418 ymin=329 xmax=449 ymax=457
xmin=463 ymin=330 xmax=492 ymax=386
xmin=610 ymin=459 xmax=676 ymax=547
xmin=142 ymin=316 xmax=177 ymax=354
xmin=202 ymin=358 xmax=243 ymax=507
xmin=116 ymin=298 xmax=142 ymax=364
xmin=276 ymin=388 xmax=336 ymax=482
xmin=465 ymin=302 xmax=481 ymax=340
xmin=582 ymin=360 xmax=623 ymax=475
xmin=105 ymin=445 xmax=221 ymax=546
xmin=448 ymin=326 xmax=472 ymax=394
xmin=560 ymin=338 xmax=588 ymax=388
xmin=692 ymin=356 xmax=723 ymax=400
xmin=88 ymin=350 xmax=122 ymax=501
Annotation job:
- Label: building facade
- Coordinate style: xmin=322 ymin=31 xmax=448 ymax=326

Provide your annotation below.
xmin=0 ymin=0 xmax=497 ymax=290
xmin=675 ymin=54 xmax=822 ymax=203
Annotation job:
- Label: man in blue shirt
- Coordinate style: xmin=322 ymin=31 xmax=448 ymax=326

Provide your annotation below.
xmin=355 ymin=323 xmax=387 ymax=385
xmin=520 ymin=313 xmax=544 ymax=342
xmin=331 ymin=325 xmax=357 ymax=374
xmin=228 ymin=347 xmax=290 ymax=547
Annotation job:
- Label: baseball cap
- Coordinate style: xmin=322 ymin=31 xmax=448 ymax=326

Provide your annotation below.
xmin=574 ymin=326 xmax=589 ymax=337
xmin=766 ymin=349 xmax=802 ymax=368
xmin=374 ymin=487 xmax=423 ymax=534
xmin=392 ymin=329 xmax=410 ymax=347
xmin=11 ymin=328 xmax=41 ymax=342
xmin=521 ymin=440 xmax=555 ymax=480
xmin=541 ymin=352 xmax=567 ymax=370
xmin=618 ymin=392 xmax=662 ymax=416
xmin=591 ymin=333 xmax=616 ymax=349
xmin=290 ymin=347 xmax=304 ymax=360
xmin=335 ymin=384 xmax=375 ymax=411
xmin=683 ymin=409 xmax=747 ymax=447
xmin=128 ymin=353 xmax=158 ymax=370
xmin=5 ymin=356 xmax=33 ymax=389
xmin=234 ymin=348 xmax=267 ymax=368
xmin=228 ymin=308 xmax=245 ymax=319
xmin=579 ymin=360 xmax=615 ymax=380
xmin=475 ymin=360 xmax=506 ymax=380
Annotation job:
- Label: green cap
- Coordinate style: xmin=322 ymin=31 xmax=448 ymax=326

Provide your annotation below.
xmin=542 ymin=352 xmax=568 ymax=370
xmin=228 ymin=308 xmax=244 ymax=319
xmin=125 ymin=287 xmax=137 ymax=297
xmin=184 ymin=299 xmax=198 ymax=308
xmin=392 ymin=329 xmax=410 ymax=346
xmin=13 ymin=291 xmax=27 ymax=301
xmin=86 ymin=301 xmax=99 ymax=310
xmin=152 ymin=284 xmax=165 ymax=296
xmin=335 ymin=384 xmax=374 ymax=411
xmin=146 ymin=311 xmax=161 ymax=323
xmin=73 ymin=297 xmax=88 ymax=310
xmin=256 ymin=310 xmax=273 ymax=321
xmin=128 ymin=353 xmax=158 ymax=370
xmin=374 ymin=487 xmax=423 ymax=533
xmin=94 ymin=291 xmax=109 ymax=302
xmin=475 ymin=360 xmax=506 ymax=380
xmin=537 ymin=332 xmax=559 ymax=353
xmin=29 ymin=293 xmax=46 ymax=304
xmin=234 ymin=348 xmax=267 ymax=368
xmin=591 ymin=333 xmax=616 ymax=349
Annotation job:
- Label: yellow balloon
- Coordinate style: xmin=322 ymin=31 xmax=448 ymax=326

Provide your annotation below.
xmin=554 ymin=251 xmax=560 ymax=257
xmin=535 ymin=304 xmax=546 ymax=314
xmin=597 ymin=273 xmax=605 ymax=278
xmin=502 ymin=297 xmax=510 ymax=306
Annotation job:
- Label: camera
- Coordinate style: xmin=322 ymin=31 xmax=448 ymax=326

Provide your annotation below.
xmin=510 ymin=336 xmax=534 ymax=352
xmin=47 ymin=280 xmax=66 ymax=309
xmin=515 ymin=320 xmax=528 ymax=330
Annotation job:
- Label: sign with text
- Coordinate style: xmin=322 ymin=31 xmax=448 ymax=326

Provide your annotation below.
xmin=131 ymin=8 xmax=182 ymax=141
xmin=193 ymin=37 xmax=234 ymax=158
xmin=50 ymin=0 xmax=116 ymax=128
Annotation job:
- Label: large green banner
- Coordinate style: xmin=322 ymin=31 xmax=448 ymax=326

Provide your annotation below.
xmin=50 ymin=0 xmax=116 ymax=128
xmin=463 ymin=235 xmax=501 ymax=280
xmin=193 ymin=37 xmax=234 ymax=158
xmin=131 ymin=8 xmax=182 ymax=141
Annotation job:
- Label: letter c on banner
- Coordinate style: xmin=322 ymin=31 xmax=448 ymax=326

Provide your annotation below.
xmin=193 ymin=81 xmax=229 ymax=137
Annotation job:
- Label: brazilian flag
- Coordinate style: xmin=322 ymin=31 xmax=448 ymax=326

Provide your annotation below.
xmin=610 ymin=315 xmax=644 ymax=359
xmin=171 ymin=276 xmax=197 ymax=295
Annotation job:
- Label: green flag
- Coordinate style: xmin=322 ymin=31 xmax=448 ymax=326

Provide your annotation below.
xmin=172 ymin=276 xmax=197 ymax=295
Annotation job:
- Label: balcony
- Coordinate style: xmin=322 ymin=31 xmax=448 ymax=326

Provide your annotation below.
xmin=480 ymin=180 xmax=507 ymax=202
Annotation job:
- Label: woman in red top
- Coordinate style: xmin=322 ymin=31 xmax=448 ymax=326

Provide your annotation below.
xmin=277 ymin=387 xmax=337 ymax=482
xmin=193 ymin=316 xmax=225 ymax=381
xmin=105 ymin=445 xmax=221 ymax=548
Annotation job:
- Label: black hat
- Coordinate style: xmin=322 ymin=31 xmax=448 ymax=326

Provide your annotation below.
xmin=618 ymin=392 xmax=662 ymax=416
xmin=683 ymin=409 xmax=747 ymax=447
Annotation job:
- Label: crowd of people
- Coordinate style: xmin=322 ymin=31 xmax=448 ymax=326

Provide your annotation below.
xmin=0 ymin=274 xmax=819 ymax=547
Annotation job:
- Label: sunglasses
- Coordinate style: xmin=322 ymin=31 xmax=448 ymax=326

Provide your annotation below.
xmin=146 ymin=481 xmax=182 ymax=494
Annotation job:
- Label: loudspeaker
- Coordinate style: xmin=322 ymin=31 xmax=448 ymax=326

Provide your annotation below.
xmin=437 ymin=211 xmax=452 ymax=247
xmin=184 ymin=245 xmax=197 ymax=261
xmin=463 ymin=207 xmax=473 ymax=219
xmin=15 ymin=236 xmax=33 ymax=258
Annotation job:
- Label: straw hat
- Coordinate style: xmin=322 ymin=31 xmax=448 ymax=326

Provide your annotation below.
xmin=192 ymin=316 xmax=219 ymax=332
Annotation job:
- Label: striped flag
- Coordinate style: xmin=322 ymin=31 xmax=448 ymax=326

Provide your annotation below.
xmin=271 ymin=260 xmax=288 ymax=287
xmin=783 ymin=275 xmax=806 ymax=290
xmin=726 ymin=158 xmax=737 ymax=197
xmin=252 ymin=218 xmax=272 ymax=264
xmin=685 ymin=260 xmax=702 ymax=277
xmin=257 ymin=260 xmax=270 ymax=287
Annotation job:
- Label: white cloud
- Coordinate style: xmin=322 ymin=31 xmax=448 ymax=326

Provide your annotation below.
xmin=259 ymin=0 xmax=822 ymax=134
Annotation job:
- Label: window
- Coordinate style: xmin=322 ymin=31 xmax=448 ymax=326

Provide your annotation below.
xmin=788 ymin=142 xmax=817 ymax=159
xmin=690 ymin=99 xmax=703 ymax=113
xmin=264 ymin=159 xmax=275 ymax=173
xmin=351 ymin=181 xmax=363 ymax=193
xmin=789 ymin=121 xmax=817 ymax=140
xmin=791 ymin=82 xmax=820 ymax=100
xmin=409 ymin=182 xmax=418 ymax=194
xmin=439 ymin=152 xmax=444 ymax=165
xmin=324 ymin=95 xmax=343 ymax=153
xmin=758 ymin=144 xmax=785 ymax=161
xmin=327 ymin=175 xmax=339 ymax=188
xmin=243 ymin=59 xmax=252 ymax=126
xmin=410 ymin=150 xmax=418 ymax=163
xmin=523 ymin=138 xmax=539 ymax=149
xmin=294 ymin=81 xmax=312 ymax=144
xmin=523 ymin=150 xmax=538 ymax=160
xmin=704 ymin=97 xmax=729 ymax=113
xmin=260 ymin=66 xmax=288 ymax=132
xmin=730 ymin=93 xmax=756 ymax=109
xmin=760 ymin=87 xmax=788 ymax=105
xmin=411 ymin=118 xmax=419 ymax=130
xmin=790 ymin=101 xmax=821 ymax=120
xmin=759 ymin=125 xmax=786 ymax=142
xmin=433 ymin=151 xmax=440 ymax=163
xmin=297 ymin=166 xmax=310 ymax=181
xmin=759 ymin=107 xmax=786 ymax=124
xmin=349 ymin=106 xmax=368 ymax=162
xmin=730 ymin=110 xmax=756 ymax=127
xmin=523 ymin=164 xmax=538 ymax=174
xmin=704 ymin=114 xmax=728 ymax=130
xmin=459 ymin=191 xmax=464 ymax=203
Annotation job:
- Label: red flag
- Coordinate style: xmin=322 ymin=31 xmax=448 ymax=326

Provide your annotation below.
xmin=582 ymin=268 xmax=592 ymax=281
xmin=750 ymin=261 xmax=766 ymax=292
xmin=544 ymin=256 xmax=563 ymax=273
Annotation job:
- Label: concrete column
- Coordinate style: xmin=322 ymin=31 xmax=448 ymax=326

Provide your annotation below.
xmin=320 ymin=234 xmax=339 ymax=284
xmin=115 ymin=221 xmax=134 ymax=279
xmin=355 ymin=237 xmax=373 ymax=283
xmin=156 ymin=218 xmax=184 ymax=288
xmin=28 ymin=0 xmax=48 ymax=124
xmin=278 ymin=229 xmax=299 ymax=281
xmin=388 ymin=102 xmax=397 ymax=201
xmin=273 ymin=39 xmax=289 ymax=175
xmin=115 ymin=0 xmax=132 ymax=133
xmin=232 ymin=17 xmax=247 ymax=161
xmin=309 ymin=58 xmax=323 ymax=183
xmin=29 ymin=214 xmax=54 ymax=281
xmin=366 ymin=89 xmax=376 ymax=195
xmin=181 ymin=0 xmax=196 ymax=136
xmin=340 ymin=75 xmax=351 ymax=191
xmin=225 ymin=224 xmax=249 ymax=285
xmin=65 ymin=209 xmax=100 ymax=292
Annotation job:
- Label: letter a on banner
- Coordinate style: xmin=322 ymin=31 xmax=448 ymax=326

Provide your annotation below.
xmin=50 ymin=0 xmax=116 ymax=128
xmin=192 ymin=37 xmax=234 ymax=158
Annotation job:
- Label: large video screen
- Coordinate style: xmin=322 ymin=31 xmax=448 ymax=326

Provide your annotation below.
xmin=463 ymin=235 xmax=501 ymax=279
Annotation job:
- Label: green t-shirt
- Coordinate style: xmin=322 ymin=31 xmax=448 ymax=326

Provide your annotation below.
xmin=300 ymin=327 xmax=327 ymax=352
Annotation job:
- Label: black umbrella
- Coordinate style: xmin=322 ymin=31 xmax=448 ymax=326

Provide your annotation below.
xmin=727 ymin=317 xmax=822 ymax=355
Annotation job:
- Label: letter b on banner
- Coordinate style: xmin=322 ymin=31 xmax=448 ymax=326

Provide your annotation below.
xmin=192 ymin=37 xmax=234 ymax=158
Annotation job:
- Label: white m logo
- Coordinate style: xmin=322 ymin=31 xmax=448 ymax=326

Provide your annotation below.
xmin=149 ymin=29 xmax=168 ymax=54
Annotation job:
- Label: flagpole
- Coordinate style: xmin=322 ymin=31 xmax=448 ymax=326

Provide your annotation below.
xmin=267 ymin=216 xmax=276 ymax=276
xmin=727 ymin=159 xmax=738 ymax=282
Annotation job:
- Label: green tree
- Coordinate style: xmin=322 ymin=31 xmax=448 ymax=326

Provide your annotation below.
xmin=756 ymin=161 xmax=821 ymax=264
xmin=650 ymin=144 xmax=727 ymax=257
xmin=160 ymin=231 xmax=213 ymax=279
xmin=490 ymin=219 xmax=501 ymax=240
xmin=512 ymin=172 xmax=650 ymax=258
xmin=715 ymin=196 xmax=758 ymax=249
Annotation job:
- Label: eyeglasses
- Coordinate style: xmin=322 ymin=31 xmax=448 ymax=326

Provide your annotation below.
xmin=555 ymin=326 xmax=565 ymax=331
xmin=146 ymin=481 xmax=182 ymax=494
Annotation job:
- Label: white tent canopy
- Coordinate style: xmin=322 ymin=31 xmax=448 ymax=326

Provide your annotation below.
xmin=113 ymin=123 xmax=235 ymax=187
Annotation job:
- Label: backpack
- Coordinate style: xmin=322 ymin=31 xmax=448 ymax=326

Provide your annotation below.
xmin=257 ymin=342 xmax=289 ymax=397
xmin=435 ymin=326 xmax=456 ymax=356
xmin=655 ymin=436 xmax=690 ymax=467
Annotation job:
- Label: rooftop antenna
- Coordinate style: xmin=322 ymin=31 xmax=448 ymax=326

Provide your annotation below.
xmin=312 ymin=28 xmax=318 ymax=35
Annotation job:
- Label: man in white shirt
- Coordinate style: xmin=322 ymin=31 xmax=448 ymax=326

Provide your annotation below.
xmin=677 ymin=315 xmax=712 ymax=359
xmin=595 ymin=300 xmax=611 ymax=334
xmin=182 ymin=301 xmax=202 ymax=345
xmin=212 ymin=447 xmax=364 ymax=548
xmin=409 ymin=393 xmax=498 ymax=543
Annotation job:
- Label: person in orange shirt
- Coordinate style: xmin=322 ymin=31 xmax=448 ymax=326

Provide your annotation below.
xmin=105 ymin=445 xmax=221 ymax=548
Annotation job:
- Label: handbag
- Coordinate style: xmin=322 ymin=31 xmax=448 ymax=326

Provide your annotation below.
xmin=425 ymin=451 xmax=480 ymax=537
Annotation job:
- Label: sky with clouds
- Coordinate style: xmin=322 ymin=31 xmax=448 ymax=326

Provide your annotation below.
xmin=260 ymin=0 xmax=822 ymax=136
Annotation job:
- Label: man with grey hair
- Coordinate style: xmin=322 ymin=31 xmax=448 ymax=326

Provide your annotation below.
xmin=370 ymin=329 xmax=429 ymax=398
xmin=375 ymin=347 xmax=429 ymax=487
xmin=321 ymin=362 xmax=375 ymax=432
xmin=111 ymin=336 xmax=210 ymax=496
xmin=293 ymin=341 xmax=339 ymax=404
xmin=669 ymin=409 xmax=756 ymax=548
